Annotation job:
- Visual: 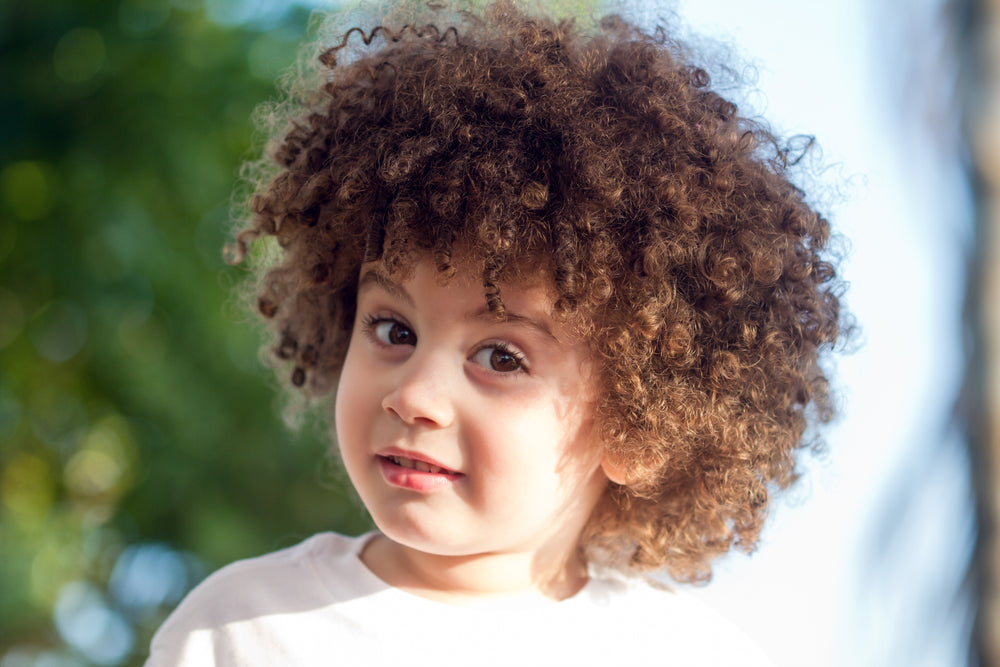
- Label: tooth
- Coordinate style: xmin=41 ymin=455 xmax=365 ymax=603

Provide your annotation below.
xmin=414 ymin=460 xmax=432 ymax=473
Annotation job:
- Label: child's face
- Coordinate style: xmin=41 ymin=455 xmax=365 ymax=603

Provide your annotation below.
xmin=335 ymin=256 xmax=610 ymax=570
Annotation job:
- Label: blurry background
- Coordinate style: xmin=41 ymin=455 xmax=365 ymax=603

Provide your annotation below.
xmin=0 ymin=0 xmax=993 ymax=665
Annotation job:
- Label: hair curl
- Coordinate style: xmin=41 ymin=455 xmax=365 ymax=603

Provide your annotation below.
xmin=233 ymin=0 xmax=848 ymax=583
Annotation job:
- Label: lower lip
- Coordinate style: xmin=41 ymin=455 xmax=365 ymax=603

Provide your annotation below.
xmin=378 ymin=456 xmax=463 ymax=492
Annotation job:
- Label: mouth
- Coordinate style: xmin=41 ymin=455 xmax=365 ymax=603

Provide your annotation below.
xmin=376 ymin=451 xmax=463 ymax=492
xmin=382 ymin=455 xmax=456 ymax=475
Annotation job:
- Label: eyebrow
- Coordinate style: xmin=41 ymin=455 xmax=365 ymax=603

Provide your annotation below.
xmin=357 ymin=269 xmax=414 ymax=306
xmin=467 ymin=306 xmax=558 ymax=342
xmin=357 ymin=269 xmax=558 ymax=342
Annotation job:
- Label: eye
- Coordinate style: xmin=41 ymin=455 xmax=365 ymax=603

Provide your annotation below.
xmin=366 ymin=317 xmax=417 ymax=346
xmin=471 ymin=344 xmax=526 ymax=373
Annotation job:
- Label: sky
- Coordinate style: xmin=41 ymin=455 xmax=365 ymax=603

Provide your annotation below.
xmin=639 ymin=1 xmax=976 ymax=665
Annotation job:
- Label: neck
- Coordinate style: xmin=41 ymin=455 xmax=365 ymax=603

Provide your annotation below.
xmin=360 ymin=534 xmax=591 ymax=604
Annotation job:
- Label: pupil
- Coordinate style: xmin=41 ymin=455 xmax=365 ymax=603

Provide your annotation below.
xmin=491 ymin=349 xmax=518 ymax=372
xmin=389 ymin=325 xmax=413 ymax=345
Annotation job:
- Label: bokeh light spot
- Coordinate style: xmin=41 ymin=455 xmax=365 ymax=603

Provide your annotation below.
xmin=33 ymin=652 xmax=86 ymax=667
xmin=53 ymin=28 xmax=106 ymax=84
xmin=54 ymin=581 xmax=134 ymax=666
xmin=0 ymin=453 xmax=55 ymax=524
xmin=109 ymin=543 xmax=194 ymax=616
xmin=0 ymin=650 xmax=86 ymax=667
xmin=65 ymin=415 xmax=136 ymax=501
xmin=29 ymin=300 xmax=88 ymax=363
xmin=204 ymin=0 xmax=289 ymax=28
xmin=0 ymin=161 xmax=51 ymax=221
xmin=65 ymin=450 xmax=122 ymax=500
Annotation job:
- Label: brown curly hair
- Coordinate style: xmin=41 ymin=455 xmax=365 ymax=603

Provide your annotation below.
xmin=233 ymin=0 xmax=847 ymax=583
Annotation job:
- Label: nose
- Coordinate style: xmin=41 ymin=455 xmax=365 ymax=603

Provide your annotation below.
xmin=381 ymin=352 xmax=456 ymax=428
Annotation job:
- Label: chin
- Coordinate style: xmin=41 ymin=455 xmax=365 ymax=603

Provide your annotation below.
xmin=371 ymin=514 xmax=482 ymax=557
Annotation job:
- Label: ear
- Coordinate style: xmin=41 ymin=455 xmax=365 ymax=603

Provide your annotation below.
xmin=600 ymin=456 xmax=629 ymax=486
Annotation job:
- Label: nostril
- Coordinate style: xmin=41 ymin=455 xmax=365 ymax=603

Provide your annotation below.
xmin=381 ymin=387 xmax=451 ymax=427
xmin=379 ymin=363 xmax=455 ymax=428
xmin=381 ymin=395 xmax=399 ymax=416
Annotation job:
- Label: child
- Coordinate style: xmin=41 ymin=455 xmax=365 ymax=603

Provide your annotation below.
xmin=148 ymin=1 xmax=845 ymax=664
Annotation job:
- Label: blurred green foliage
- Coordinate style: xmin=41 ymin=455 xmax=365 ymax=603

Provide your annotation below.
xmin=0 ymin=1 xmax=371 ymax=663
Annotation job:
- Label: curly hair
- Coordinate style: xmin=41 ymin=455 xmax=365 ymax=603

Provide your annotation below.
xmin=233 ymin=0 xmax=847 ymax=583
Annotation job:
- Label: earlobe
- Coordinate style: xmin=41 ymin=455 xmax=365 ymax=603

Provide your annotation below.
xmin=600 ymin=457 xmax=629 ymax=485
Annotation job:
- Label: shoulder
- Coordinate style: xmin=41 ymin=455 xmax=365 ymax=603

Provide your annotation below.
xmin=167 ymin=531 xmax=359 ymax=611
xmin=575 ymin=576 xmax=776 ymax=667
xmin=146 ymin=532 xmax=371 ymax=665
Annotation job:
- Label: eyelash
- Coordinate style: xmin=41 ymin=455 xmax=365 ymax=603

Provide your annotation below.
xmin=472 ymin=340 xmax=528 ymax=374
xmin=361 ymin=314 xmax=415 ymax=347
xmin=359 ymin=314 xmax=529 ymax=374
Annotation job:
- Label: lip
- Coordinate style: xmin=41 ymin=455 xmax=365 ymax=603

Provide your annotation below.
xmin=377 ymin=447 xmax=459 ymax=473
xmin=376 ymin=447 xmax=463 ymax=492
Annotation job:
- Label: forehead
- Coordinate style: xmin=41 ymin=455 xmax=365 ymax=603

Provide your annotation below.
xmin=358 ymin=258 xmax=556 ymax=311
xmin=354 ymin=245 xmax=598 ymax=339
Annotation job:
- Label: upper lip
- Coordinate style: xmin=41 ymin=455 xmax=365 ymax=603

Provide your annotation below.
xmin=376 ymin=446 xmax=462 ymax=475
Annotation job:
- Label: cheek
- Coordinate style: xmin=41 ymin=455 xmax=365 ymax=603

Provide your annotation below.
xmin=334 ymin=343 xmax=366 ymax=447
xmin=333 ymin=377 xmax=349 ymax=445
xmin=470 ymin=399 xmax=594 ymax=478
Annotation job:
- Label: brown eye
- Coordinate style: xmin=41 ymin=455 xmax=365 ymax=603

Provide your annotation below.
xmin=490 ymin=349 xmax=521 ymax=372
xmin=388 ymin=324 xmax=414 ymax=345
xmin=372 ymin=320 xmax=416 ymax=346
xmin=471 ymin=345 xmax=526 ymax=373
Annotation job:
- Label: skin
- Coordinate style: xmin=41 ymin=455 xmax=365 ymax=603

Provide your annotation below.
xmin=334 ymin=257 xmax=618 ymax=603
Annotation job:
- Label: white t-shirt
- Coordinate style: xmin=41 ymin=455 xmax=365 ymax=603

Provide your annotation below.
xmin=147 ymin=532 xmax=773 ymax=666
